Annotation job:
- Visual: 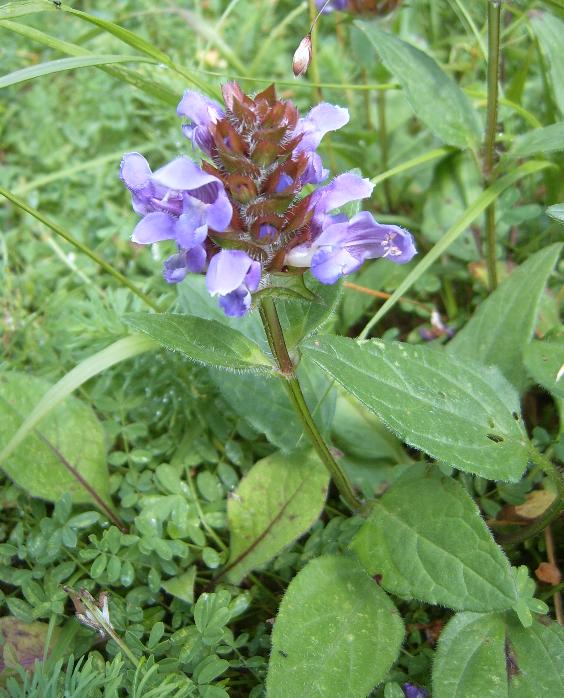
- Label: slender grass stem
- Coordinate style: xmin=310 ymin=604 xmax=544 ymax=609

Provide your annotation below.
xmin=308 ymin=0 xmax=323 ymax=102
xmin=484 ymin=1 xmax=502 ymax=292
xmin=258 ymin=297 xmax=362 ymax=511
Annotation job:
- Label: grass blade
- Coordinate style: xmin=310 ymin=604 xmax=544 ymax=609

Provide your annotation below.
xmin=0 ymin=54 xmax=155 ymax=89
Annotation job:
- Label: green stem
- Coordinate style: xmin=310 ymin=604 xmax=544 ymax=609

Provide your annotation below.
xmin=308 ymin=0 xmax=323 ymax=102
xmin=259 ymin=297 xmax=362 ymax=511
xmin=0 ymin=186 xmax=162 ymax=313
xmin=377 ymin=89 xmax=393 ymax=210
xmin=484 ymin=1 xmax=502 ymax=292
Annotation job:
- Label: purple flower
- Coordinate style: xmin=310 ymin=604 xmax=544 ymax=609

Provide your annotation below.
xmin=206 ymin=249 xmax=261 ymax=317
xmin=177 ymin=90 xmax=224 ymax=154
xmin=120 ymin=152 xmax=232 ymax=283
xmin=402 ymin=683 xmax=429 ymax=698
xmin=286 ymin=210 xmax=416 ymax=284
xmin=293 ymin=103 xmax=349 ymax=184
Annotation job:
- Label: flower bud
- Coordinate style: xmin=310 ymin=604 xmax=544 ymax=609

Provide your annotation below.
xmin=292 ymin=34 xmax=312 ymax=77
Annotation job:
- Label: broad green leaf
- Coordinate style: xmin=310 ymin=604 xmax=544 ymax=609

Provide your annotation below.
xmin=0 ymin=54 xmax=155 ymax=89
xmin=508 ymin=122 xmax=564 ymax=158
xmin=448 ymin=243 xmax=562 ymax=391
xmin=547 ymin=203 xmax=564 ymax=223
xmin=531 ymin=12 xmax=564 ymax=116
xmin=211 ymin=355 xmax=336 ymax=452
xmin=359 ymin=161 xmax=552 ymax=336
xmin=351 ymin=469 xmax=518 ymax=611
xmin=224 ymin=450 xmax=329 ymax=584
xmin=123 ymin=313 xmax=272 ymax=373
xmin=506 ymin=615 xmax=564 ymax=697
xmin=0 ymin=335 xmax=157 ymax=465
xmin=356 ymin=21 xmax=481 ymax=148
xmin=266 ymin=555 xmax=404 ymax=698
xmin=432 ymin=613 xmax=507 ymax=698
xmin=524 ymin=332 xmax=564 ymax=398
xmin=302 ymin=336 xmax=529 ymax=481
xmin=332 ymin=391 xmax=407 ymax=464
xmin=0 ymin=373 xmax=109 ymax=504
xmin=0 ymin=617 xmax=60 ymax=675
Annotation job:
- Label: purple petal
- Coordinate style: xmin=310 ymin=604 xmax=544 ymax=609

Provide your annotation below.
xmin=218 ymin=287 xmax=252 ymax=317
xmin=153 ymin=157 xmax=219 ymax=192
xmin=185 ymin=245 xmax=207 ymax=273
xmin=174 ymin=209 xmax=208 ymax=248
xmin=245 ymin=260 xmax=262 ymax=292
xmin=163 ymin=252 xmax=189 ymax=284
xmin=206 ymin=189 xmax=233 ymax=232
xmin=131 ymin=212 xmax=175 ymax=244
xmin=296 ymin=103 xmax=349 ymax=152
xmin=120 ymin=152 xmax=152 ymax=192
xmin=311 ymin=173 xmax=374 ymax=215
xmin=206 ymin=249 xmax=255 ymax=296
xmin=402 ymin=684 xmax=429 ymax=698
xmin=345 ymin=212 xmax=417 ymax=264
xmin=177 ymin=90 xmax=223 ymax=125
xmin=310 ymin=246 xmax=363 ymax=284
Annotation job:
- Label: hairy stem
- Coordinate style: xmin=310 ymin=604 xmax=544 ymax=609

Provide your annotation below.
xmin=484 ymin=1 xmax=502 ymax=291
xmin=259 ymin=297 xmax=362 ymax=511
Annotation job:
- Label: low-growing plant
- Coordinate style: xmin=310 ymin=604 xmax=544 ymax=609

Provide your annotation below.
xmin=1 ymin=1 xmax=563 ymax=696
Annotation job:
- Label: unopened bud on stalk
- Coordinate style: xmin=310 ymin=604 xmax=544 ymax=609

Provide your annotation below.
xmin=292 ymin=34 xmax=312 ymax=77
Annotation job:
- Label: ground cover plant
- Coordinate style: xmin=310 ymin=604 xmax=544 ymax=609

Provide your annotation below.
xmin=0 ymin=0 xmax=563 ymax=695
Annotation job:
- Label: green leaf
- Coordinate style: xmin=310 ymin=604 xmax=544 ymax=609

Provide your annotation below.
xmin=432 ymin=613 xmax=507 ymax=698
xmin=351 ymin=469 xmax=518 ymax=611
xmin=123 ymin=313 xmax=272 ymax=373
xmin=224 ymin=450 xmax=329 ymax=584
xmin=0 ymin=373 xmax=109 ymax=504
xmin=448 ymin=244 xmax=562 ymax=391
xmin=266 ymin=555 xmax=404 ymax=698
xmin=162 ymin=567 xmax=197 ymax=605
xmin=524 ymin=332 xmax=564 ymax=399
xmin=530 ymin=12 xmax=564 ymax=116
xmin=506 ymin=615 xmax=564 ymax=697
xmin=302 ymin=336 xmax=529 ymax=481
xmin=355 ymin=21 xmax=481 ymax=149
xmin=0 ymin=1 xmax=53 ymax=19
xmin=508 ymin=122 xmax=564 ymax=158
xmin=0 ymin=616 xmax=60 ymax=675
xmin=547 ymin=203 xmax=564 ymax=223
xmin=210 ymin=355 xmax=335 ymax=452
xmin=0 ymin=54 xmax=155 ymax=89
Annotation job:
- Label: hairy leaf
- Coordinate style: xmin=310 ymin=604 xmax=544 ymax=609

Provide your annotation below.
xmin=302 ymin=336 xmax=528 ymax=480
xmin=350 ymin=469 xmax=518 ymax=611
xmin=225 ymin=450 xmax=329 ymax=584
xmin=448 ymin=243 xmax=562 ymax=391
xmin=432 ymin=613 xmax=507 ymax=698
xmin=267 ymin=555 xmax=404 ymax=698
xmin=506 ymin=615 xmax=564 ymax=697
xmin=123 ymin=313 xmax=272 ymax=373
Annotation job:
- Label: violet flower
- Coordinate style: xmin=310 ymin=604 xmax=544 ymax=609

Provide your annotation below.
xmin=120 ymin=82 xmax=416 ymax=317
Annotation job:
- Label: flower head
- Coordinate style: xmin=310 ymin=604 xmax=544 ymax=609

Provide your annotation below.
xmin=316 ymin=0 xmax=401 ymax=13
xmin=121 ymin=82 xmax=415 ymax=316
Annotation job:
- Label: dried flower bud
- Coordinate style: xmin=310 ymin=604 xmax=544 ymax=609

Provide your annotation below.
xmin=292 ymin=34 xmax=312 ymax=77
